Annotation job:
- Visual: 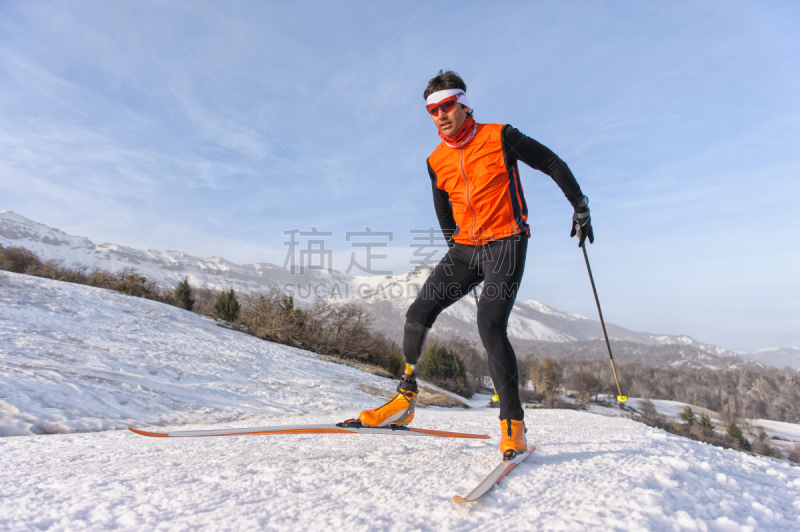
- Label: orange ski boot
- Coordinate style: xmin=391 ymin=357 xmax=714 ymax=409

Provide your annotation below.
xmin=499 ymin=419 xmax=527 ymax=459
xmin=358 ymin=366 xmax=418 ymax=427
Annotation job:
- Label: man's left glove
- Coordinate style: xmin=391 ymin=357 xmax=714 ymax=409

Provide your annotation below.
xmin=569 ymin=196 xmax=593 ymax=247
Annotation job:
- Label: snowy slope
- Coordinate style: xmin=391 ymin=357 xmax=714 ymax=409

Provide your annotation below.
xmin=622 ymin=399 xmax=800 ymax=458
xmin=2 ymin=270 xmax=800 ymax=530
xmin=1 ymin=210 xmax=756 ymax=366
xmin=3 ymin=409 xmax=800 ymax=530
xmin=0 ymin=270 xmax=402 ymax=436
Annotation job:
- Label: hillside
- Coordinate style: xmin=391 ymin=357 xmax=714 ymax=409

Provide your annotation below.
xmin=0 ymin=210 xmax=349 ymax=295
xmin=0 ymin=270 xmax=462 ymax=437
xmin=3 ymin=210 xmax=787 ymax=371
xmin=1 ymin=270 xmax=799 ymax=530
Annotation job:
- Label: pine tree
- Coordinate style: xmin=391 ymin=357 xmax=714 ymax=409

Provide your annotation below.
xmin=419 ymin=343 xmax=467 ymax=393
xmin=386 ymin=344 xmax=404 ymax=378
xmin=214 ymin=288 xmax=240 ymax=322
xmin=726 ymin=420 xmax=751 ymax=450
xmin=174 ymin=277 xmax=195 ymax=311
xmin=698 ymin=413 xmax=714 ymax=431
xmin=726 ymin=420 xmax=743 ymax=440
xmin=680 ymin=406 xmax=696 ymax=427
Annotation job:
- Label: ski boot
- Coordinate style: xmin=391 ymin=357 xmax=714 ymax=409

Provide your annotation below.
xmin=499 ymin=419 xmax=527 ymax=460
xmin=358 ymin=365 xmax=418 ymax=427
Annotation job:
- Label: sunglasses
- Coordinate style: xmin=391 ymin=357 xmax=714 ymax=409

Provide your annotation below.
xmin=426 ymin=96 xmax=459 ymax=116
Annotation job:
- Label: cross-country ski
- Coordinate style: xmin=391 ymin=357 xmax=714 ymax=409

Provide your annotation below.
xmin=128 ymin=421 xmax=490 ymax=440
xmin=453 ymin=446 xmax=537 ymax=504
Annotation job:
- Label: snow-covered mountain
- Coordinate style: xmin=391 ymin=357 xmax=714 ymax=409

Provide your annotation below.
xmin=1 ymin=270 xmax=799 ymax=530
xmin=0 ymin=210 xmax=349 ymax=295
xmin=337 ymin=267 xmax=758 ymax=369
xmin=741 ymin=347 xmax=800 ymax=371
xmin=350 ymin=265 xmax=739 ymax=348
xmin=0 ymin=211 xmax=789 ymax=370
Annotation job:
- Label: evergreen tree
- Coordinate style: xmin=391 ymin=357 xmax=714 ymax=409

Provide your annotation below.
xmin=726 ymin=420 xmax=743 ymax=441
xmin=680 ymin=406 xmax=696 ymax=427
xmin=726 ymin=420 xmax=751 ymax=450
xmin=174 ymin=277 xmax=195 ymax=311
xmin=419 ymin=343 xmax=467 ymax=392
xmin=697 ymin=413 xmax=714 ymax=431
xmin=214 ymin=288 xmax=240 ymax=322
xmin=386 ymin=344 xmax=404 ymax=378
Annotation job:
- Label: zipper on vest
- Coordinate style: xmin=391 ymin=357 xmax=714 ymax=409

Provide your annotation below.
xmin=459 ymin=148 xmax=479 ymax=243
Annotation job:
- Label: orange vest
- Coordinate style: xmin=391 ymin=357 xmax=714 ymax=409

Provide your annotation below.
xmin=428 ymin=123 xmax=529 ymax=246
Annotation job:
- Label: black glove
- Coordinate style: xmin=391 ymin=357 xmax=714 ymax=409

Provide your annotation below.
xmin=569 ymin=196 xmax=593 ymax=247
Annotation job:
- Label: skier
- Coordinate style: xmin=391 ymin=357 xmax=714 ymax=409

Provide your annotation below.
xmin=358 ymin=71 xmax=593 ymax=457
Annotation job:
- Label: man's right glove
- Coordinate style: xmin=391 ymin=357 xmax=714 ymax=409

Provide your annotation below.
xmin=569 ymin=196 xmax=594 ymax=247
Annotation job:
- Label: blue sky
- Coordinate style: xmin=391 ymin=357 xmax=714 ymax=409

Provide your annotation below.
xmin=1 ymin=1 xmax=798 ymax=352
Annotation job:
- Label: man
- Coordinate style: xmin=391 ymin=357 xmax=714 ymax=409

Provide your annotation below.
xmin=358 ymin=71 xmax=593 ymax=458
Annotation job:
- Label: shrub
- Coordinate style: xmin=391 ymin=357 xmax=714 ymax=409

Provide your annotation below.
xmin=570 ymin=369 xmax=602 ymax=402
xmin=752 ymin=431 xmax=783 ymax=459
xmin=522 ymin=357 xmax=564 ymax=396
xmin=214 ymin=288 xmax=240 ymax=322
xmin=174 ymin=277 xmax=195 ymax=311
xmin=0 ymin=244 xmax=172 ymax=303
xmin=419 ymin=343 xmax=468 ymax=396
xmin=0 ymin=245 xmax=40 ymax=273
xmin=639 ymin=398 xmax=658 ymax=419
xmin=789 ymin=443 xmax=800 ymax=464
xmin=543 ymin=395 xmax=584 ymax=410
xmin=191 ymin=287 xmax=219 ymax=316
xmin=519 ymin=387 xmax=545 ymax=404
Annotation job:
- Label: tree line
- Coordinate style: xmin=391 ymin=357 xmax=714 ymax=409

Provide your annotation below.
xmin=549 ymin=359 xmax=800 ymax=424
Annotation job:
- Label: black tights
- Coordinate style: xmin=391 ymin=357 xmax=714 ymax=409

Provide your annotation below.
xmin=405 ymin=235 xmax=527 ymax=420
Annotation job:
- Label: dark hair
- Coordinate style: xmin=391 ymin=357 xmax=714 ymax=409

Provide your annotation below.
xmin=424 ymin=70 xmax=472 ymax=117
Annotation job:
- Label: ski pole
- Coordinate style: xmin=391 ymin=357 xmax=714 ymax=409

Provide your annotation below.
xmin=577 ymin=224 xmax=627 ymax=403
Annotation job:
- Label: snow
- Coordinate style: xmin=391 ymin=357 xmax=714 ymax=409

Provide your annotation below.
xmin=625 ymin=398 xmax=720 ymax=421
xmin=0 ymin=270 xmax=397 ymax=436
xmin=2 ymin=270 xmax=800 ymax=530
xmin=506 ymin=311 xmax=574 ymax=342
xmin=3 ymin=410 xmax=799 ymax=530
xmin=751 ymin=420 xmax=800 ymax=443
xmin=520 ymin=299 xmax=588 ymax=321
xmin=623 ymin=399 xmax=800 ymax=444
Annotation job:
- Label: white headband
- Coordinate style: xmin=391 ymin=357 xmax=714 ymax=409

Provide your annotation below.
xmin=426 ymin=88 xmax=471 ymax=110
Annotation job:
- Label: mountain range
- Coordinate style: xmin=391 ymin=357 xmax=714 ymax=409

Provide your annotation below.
xmin=2 ymin=210 xmax=797 ymax=370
